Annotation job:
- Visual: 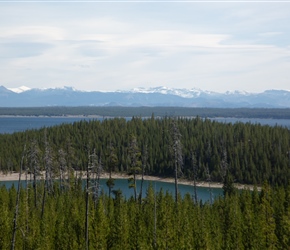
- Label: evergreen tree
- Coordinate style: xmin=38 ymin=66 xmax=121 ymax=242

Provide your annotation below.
xmin=223 ymin=170 xmax=236 ymax=197
xmin=128 ymin=134 xmax=141 ymax=202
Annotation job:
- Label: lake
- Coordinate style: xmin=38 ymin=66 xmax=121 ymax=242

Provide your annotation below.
xmin=0 ymin=178 xmax=222 ymax=203
xmin=0 ymin=116 xmax=97 ymax=134
xmin=0 ymin=116 xmax=290 ymax=134
xmin=210 ymin=117 xmax=290 ymax=128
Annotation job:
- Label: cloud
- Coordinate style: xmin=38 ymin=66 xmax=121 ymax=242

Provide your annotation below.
xmin=0 ymin=2 xmax=289 ymax=93
xmin=0 ymin=42 xmax=53 ymax=58
xmin=0 ymin=26 xmax=65 ymax=42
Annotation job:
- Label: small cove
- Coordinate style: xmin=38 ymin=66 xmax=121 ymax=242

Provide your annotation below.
xmin=0 ymin=178 xmax=223 ymax=203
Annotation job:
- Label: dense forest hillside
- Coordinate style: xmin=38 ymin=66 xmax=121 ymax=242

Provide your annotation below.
xmin=0 ymin=116 xmax=289 ymax=186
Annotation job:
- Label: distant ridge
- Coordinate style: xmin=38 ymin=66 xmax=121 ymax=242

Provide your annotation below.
xmin=1 ymin=85 xmax=290 ymax=108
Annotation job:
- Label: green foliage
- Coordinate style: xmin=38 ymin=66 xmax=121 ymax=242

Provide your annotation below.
xmin=1 ymin=116 xmax=290 ymax=186
xmin=0 ymin=180 xmax=290 ymax=249
xmin=223 ymin=170 xmax=237 ymax=197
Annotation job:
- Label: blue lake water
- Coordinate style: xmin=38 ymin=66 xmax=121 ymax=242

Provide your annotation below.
xmin=210 ymin=117 xmax=290 ymax=128
xmin=0 ymin=116 xmax=97 ymax=134
xmin=0 ymin=178 xmax=222 ymax=203
xmin=0 ymin=116 xmax=289 ymax=134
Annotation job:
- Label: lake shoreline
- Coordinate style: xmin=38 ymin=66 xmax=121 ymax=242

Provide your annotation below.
xmin=0 ymin=115 xmax=105 ymax=118
xmin=0 ymin=171 xmax=259 ymax=190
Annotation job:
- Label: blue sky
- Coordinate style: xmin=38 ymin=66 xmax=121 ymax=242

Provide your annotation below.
xmin=1 ymin=1 xmax=290 ymax=93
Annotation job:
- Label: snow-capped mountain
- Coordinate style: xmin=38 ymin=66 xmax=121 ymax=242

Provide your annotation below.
xmin=125 ymin=86 xmax=203 ymax=98
xmin=7 ymin=85 xmax=31 ymax=93
xmin=1 ymin=85 xmax=290 ymax=108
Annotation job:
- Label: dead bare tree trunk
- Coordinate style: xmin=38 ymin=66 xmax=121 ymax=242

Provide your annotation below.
xmin=154 ymin=182 xmax=157 ymax=249
xmin=44 ymin=130 xmax=53 ymax=194
xmin=90 ymin=150 xmax=102 ymax=207
xmin=128 ymin=135 xmax=141 ymax=202
xmin=94 ymin=157 xmax=102 ymax=207
xmin=191 ymin=151 xmax=198 ymax=204
xmin=65 ymin=137 xmax=75 ymax=190
xmin=25 ymin=158 xmax=29 ymax=247
xmin=33 ymin=166 xmax=37 ymax=208
xmin=206 ymin=164 xmax=213 ymax=205
xmin=220 ymin=147 xmax=228 ymax=182
xmin=42 ymin=130 xmax=54 ymax=218
xmin=139 ymin=143 xmax=147 ymax=204
xmin=85 ymin=164 xmax=89 ymax=250
xmin=106 ymin=143 xmax=117 ymax=199
xmin=11 ymin=145 xmax=25 ymax=250
xmin=85 ymin=149 xmax=92 ymax=250
xmin=29 ymin=139 xmax=40 ymax=208
xmin=171 ymin=119 xmax=183 ymax=203
xmin=58 ymin=148 xmax=67 ymax=192
xmin=205 ymin=141 xmax=213 ymax=204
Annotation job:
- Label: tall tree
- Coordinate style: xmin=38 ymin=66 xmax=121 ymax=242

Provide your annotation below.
xmin=128 ymin=134 xmax=141 ymax=202
xmin=191 ymin=151 xmax=198 ymax=204
xmin=41 ymin=130 xmax=54 ymax=218
xmin=223 ymin=170 xmax=236 ymax=197
xmin=91 ymin=151 xmax=103 ymax=207
xmin=58 ymin=148 xmax=67 ymax=192
xmin=43 ymin=129 xmax=54 ymax=194
xmin=171 ymin=119 xmax=183 ymax=203
xmin=11 ymin=145 xmax=26 ymax=250
xmin=85 ymin=149 xmax=91 ymax=250
xmin=28 ymin=139 xmax=41 ymax=208
xmin=259 ymin=182 xmax=278 ymax=248
xmin=139 ymin=142 xmax=148 ymax=203
xmin=106 ymin=143 xmax=117 ymax=199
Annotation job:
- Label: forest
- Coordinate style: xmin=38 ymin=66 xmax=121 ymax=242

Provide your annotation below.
xmin=0 ymin=180 xmax=289 ymax=249
xmin=1 ymin=116 xmax=290 ymax=249
xmin=0 ymin=116 xmax=289 ymax=185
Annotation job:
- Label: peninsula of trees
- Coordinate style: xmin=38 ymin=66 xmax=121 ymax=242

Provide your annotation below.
xmin=0 ymin=116 xmax=289 ymax=186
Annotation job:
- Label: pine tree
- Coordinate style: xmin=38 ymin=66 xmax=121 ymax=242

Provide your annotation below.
xmin=223 ymin=170 xmax=236 ymax=197
xmin=259 ymin=182 xmax=278 ymax=249
xmin=128 ymin=134 xmax=141 ymax=202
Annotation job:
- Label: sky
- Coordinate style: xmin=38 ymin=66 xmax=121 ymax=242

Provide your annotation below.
xmin=0 ymin=1 xmax=290 ymax=93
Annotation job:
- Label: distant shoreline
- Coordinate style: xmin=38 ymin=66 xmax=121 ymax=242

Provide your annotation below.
xmin=1 ymin=106 xmax=290 ymax=120
xmin=0 ymin=115 xmax=105 ymax=118
xmin=0 ymin=171 xmax=260 ymax=191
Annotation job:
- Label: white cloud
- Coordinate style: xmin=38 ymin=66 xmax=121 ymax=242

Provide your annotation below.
xmin=0 ymin=2 xmax=290 ymax=93
xmin=0 ymin=26 xmax=65 ymax=42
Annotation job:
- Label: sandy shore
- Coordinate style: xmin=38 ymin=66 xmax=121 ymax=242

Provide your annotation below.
xmin=0 ymin=171 xmax=259 ymax=190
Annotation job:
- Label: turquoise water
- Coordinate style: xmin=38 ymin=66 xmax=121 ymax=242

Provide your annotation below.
xmin=0 ymin=178 xmax=223 ymax=203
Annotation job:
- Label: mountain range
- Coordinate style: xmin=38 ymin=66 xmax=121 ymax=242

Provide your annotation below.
xmin=1 ymin=85 xmax=290 ymax=108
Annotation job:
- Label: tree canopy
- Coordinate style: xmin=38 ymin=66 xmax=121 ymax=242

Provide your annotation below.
xmin=1 ymin=116 xmax=289 ymax=186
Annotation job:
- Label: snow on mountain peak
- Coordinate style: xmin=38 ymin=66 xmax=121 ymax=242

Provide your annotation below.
xmin=34 ymin=86 xmax=79 ymax=92
xmin=8 ymin=86 xmax=31 ymax=93
xmin=225 ymin=90 xmax=251 ymax=96
xmin=129 ymin=86 xmax=204 ymax=98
